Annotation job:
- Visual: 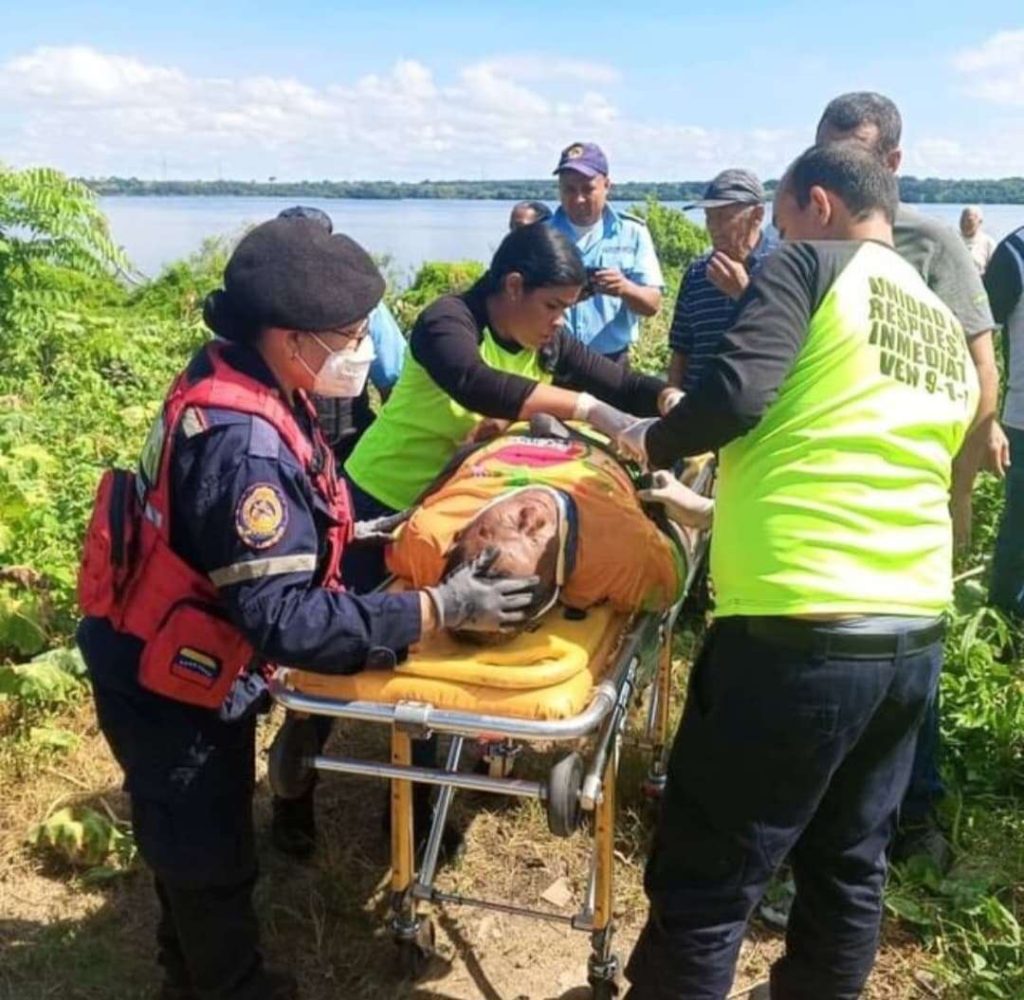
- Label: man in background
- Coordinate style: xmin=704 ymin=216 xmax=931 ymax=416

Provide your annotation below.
xmin=549 ymin=142 xmax=664 ymax=365
xmin=668 ymin=169 xmax=777 ymax=391
xmin=960 ymin=205 xmax=996 ymax=274
xmin=816 ymin=91 xmax=1008 ymax=868
xmin=984 ymin=222 xmax=1024 ymax=617
xmin=509 ymin=200 xmax=552 ymax=229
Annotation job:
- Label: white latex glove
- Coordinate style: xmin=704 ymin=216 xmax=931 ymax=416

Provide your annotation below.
xmin=637 ymin=470 xmax=715 ymax=529
xmin=573 ymin=392 xmax=637 ymax=439
xmin=658 ymin=388 xmax=685 ymax=416
xmin=615 ymin=418 xmax=658 ymax=469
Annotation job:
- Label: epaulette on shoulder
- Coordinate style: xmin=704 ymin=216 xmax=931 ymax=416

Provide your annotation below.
xmin=176 ymin=406 xmax=253 ymax=447
xmin=619 ymin=211 xmax=648 ymax=227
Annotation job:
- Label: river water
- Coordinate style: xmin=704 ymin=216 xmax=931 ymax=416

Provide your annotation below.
xmin=99 ymin=196 xmax=1023 ymax=283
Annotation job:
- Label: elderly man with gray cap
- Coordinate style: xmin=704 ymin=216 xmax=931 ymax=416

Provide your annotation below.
xmin=667 ymin=168 xmax=777 ymax=392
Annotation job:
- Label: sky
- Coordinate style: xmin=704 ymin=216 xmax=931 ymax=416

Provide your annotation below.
xmin=1 ymin=1 xmax=1023 ymax=182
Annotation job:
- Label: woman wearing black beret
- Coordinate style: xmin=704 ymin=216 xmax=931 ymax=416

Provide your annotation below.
xmin=75 ymin=217 xmax=537 ymax=1000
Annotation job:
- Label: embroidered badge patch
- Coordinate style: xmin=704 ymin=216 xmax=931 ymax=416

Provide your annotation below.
xmin=566 ymin=143 xmax=584 ymax=159
xmin=235 ymin=483 xmax=288 ymax=549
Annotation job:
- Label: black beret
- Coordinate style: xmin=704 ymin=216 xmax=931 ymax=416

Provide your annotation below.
xmin=221 ymin=217 xmax=384 ymax=333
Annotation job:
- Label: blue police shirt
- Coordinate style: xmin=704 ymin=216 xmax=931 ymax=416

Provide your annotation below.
xmin=549 ymin=205 xmax=664 ymax=356
xmin=368 ymin=301 xmax=406 ymax=391
xmin=668 ymin=232 xmax=778 ymax=393
xmin=166 ymin=345 xmax=422 ymax=675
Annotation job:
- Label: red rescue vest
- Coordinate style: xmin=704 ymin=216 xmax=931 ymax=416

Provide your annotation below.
xmin=78 ymin=342 xmax=352 ymax=708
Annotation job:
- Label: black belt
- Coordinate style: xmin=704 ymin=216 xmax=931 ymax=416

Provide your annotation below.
xmin=740 ymin=616 xmax=946 ymax=658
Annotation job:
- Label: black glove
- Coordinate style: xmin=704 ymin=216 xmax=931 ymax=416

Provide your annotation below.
xmin=426 ymin=548 xmax=539 ymax=632
xmin=351 ymin=509 xmax=411 ymax=546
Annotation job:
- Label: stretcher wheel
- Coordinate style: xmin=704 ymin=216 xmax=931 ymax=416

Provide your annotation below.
xmin=546 ymin=752 xmax=584 ymax=837
xmin=396 ymin=918 xmax=435 ymax=979
xmin=589 ymin=978 xmax=619 ymax=999
xmin=267 ymin=715 xmax=318 ymax=800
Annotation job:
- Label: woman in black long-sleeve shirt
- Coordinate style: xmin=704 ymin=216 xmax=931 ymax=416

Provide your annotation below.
xmin=344 ymin=223 xmax=677 ymax=589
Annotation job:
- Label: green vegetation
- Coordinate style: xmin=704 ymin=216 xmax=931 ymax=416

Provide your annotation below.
xmin=82 ymin=175 xmax=1024 ymax=204
xmin=1 ymin=163 xmax=1022 ymax=997
xmin=386 ymin=258 xmax=485 ymax=330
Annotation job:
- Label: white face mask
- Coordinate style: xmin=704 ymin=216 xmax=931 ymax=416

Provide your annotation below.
xmin=301 ymin=330 xmax=376 ymax=398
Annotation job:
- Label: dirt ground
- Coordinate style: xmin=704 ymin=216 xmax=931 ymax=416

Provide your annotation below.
xmin=1 ymin=701 xmax=941 ymax=1000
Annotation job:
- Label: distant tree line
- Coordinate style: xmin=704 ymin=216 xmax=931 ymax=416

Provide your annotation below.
xmin=81 ymin=175 xmax=1024 ymax=204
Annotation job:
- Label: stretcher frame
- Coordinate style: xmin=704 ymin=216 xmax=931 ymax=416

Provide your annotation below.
xmin=269 ymin=465 xmax=713 ymax=998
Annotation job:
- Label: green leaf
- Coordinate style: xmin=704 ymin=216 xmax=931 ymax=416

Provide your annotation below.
xmin=28 ymin=726 xmax=80 ymax=751
xmin=0 ymin=656 xmax=84 ymax=707
xmin=885 ymin=892 xmax=933 ymax=926
xmin=28 ymin=806 xmax=132 ymax=869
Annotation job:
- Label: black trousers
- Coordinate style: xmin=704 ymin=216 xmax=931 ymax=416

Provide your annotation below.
xmin=79 ymin=617 xmax=273 ymax=999
xmin=625 ymin=616 xmax=942 ymax=1000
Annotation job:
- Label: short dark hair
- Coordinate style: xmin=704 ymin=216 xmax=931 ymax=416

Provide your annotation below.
xmin=510 ymin=200 xmax=553 ymax=225
xmin=782 ymin=143 xmax=899 ymax=225
xmin=816 ymin=92 xmax=902 ymax=156
xmin=485 ymin=220 xmax=586 ymax=294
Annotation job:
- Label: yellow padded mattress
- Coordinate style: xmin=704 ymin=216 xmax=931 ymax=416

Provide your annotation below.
xmin=278 ymin=604 xmax=630 ymax=721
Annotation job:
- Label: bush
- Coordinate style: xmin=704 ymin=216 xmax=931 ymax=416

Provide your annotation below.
xmin=629 ymin=197 xmax=710 ymax=274
xmin=628 ymin=199 xmax=710 ymax=379
xmin=390 ymin=259 xmax=485 ymax=330
xmin=0 ymin=174 xmax=217 ymax=653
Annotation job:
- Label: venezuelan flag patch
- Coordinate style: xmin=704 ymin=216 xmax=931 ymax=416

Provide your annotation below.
xmin=170 ymin=646 xmax=221 ymax=688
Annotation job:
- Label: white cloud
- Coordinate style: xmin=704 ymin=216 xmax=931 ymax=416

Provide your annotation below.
xmin=0 ymin=45 xmax=801 ymax=181
xmin=473 ymin=54 xmax=621 ymax=86
xmin=3 ymin=44 xmax=1018 ymax=181
xmin=4 ymin=45 xmax=191 ymax=106
xmin=953 ymin=29 xmax=1024 ymax=106
xmin=906 ymin=130 xmax=1024 ymax=177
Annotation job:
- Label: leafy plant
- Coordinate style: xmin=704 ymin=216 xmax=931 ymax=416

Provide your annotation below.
xmin=390 ymin=259 xmax=485 ymax=330
xmin=0 ymin=164 xmax=130 ymax=344
xmin=889 ymin=848 xmax=1024 ymax=998
xmin=29 ymin=805 xmax=136 ymax=873
xmin=629 ymin=197 xmax=710 ymax=273
xmin=0 ymin=647 xmax=86 ymax=721
xmin=941 ymin=601 xmax=1024 ymax=794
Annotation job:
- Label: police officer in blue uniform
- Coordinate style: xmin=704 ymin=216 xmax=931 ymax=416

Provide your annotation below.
xmin=76 ymin=217 xmax=538 ymax=1000
xmin=549 ymin=142 xmax=664 ymax=365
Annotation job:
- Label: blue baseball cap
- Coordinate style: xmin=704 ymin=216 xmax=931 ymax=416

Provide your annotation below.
xmin=553 ymin=142 xmax=609 ymax=178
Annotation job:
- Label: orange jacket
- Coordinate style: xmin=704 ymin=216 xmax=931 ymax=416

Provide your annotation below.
xmin=386 ymin=431 xmax=683 ymax=612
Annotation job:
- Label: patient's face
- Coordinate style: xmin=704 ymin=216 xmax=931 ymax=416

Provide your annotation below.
xmin=458 ymin=490 xmax=560 ymax=581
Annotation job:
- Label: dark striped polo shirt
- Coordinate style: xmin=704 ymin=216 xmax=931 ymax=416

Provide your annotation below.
xmin=669 ymin=233 xmax=778 ymax=393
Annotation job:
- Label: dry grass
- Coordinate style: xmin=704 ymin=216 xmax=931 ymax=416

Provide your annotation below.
xmin=0 ymin=648 xmax=940 ymax=1000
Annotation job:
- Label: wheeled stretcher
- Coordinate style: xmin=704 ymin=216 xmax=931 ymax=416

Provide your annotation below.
xmin=268 ymin=462 xmax=713 ymax=998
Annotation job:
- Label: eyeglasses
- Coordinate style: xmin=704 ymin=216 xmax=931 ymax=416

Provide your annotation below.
xmin=309 ymin=317 xmax=370 ymax=349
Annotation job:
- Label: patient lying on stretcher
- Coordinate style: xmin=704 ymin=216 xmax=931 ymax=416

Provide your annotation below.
xmin=386 ymin=415 xmax=689 ymax=641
